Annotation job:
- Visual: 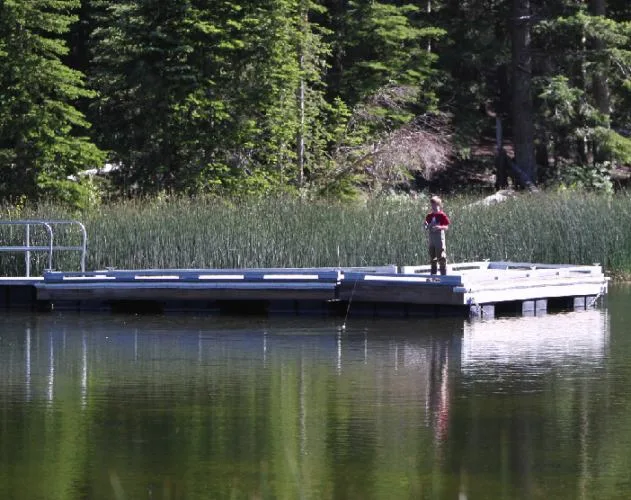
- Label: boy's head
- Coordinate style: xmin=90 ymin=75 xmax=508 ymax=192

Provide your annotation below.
xmin=430 ymin=196 xmax=442 ymax=211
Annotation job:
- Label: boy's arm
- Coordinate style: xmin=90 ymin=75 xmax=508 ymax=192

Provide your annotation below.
xmin=430 ymin=213 xmax=450 ymax=231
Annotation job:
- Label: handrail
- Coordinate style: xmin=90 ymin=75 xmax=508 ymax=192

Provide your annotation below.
xmin=0 ymin=220 xmax=87 ymax=277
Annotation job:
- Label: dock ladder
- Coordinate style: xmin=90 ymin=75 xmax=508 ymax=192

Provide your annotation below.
xmin=0 ymin=220 xmax=87 ymax=277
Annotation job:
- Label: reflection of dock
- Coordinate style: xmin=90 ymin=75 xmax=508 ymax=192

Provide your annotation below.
xmin=0 ymin=261 xmax=607 ymax=318
xmin=1 ymin=310 xmax=613 ymax=499
xmin=462 ymin=309 xmax=609 ymax=369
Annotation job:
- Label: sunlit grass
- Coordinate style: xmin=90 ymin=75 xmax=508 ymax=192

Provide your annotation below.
xmin=451 ymin=191 xmax=631 ymax=276
xmin=1 ymin=191 xmax=630 ymax=277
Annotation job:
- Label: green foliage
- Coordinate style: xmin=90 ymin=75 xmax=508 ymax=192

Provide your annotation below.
xmin=335 ymin=1 xmax=444 ymax=106
xmin=433 ymin=0 xmax=512 ymax=138
xmin=3 ymin=0 xmax=631 ymax=201
xmin=88 ymin=0 xmax=344 ymax=196
xmin=326 ymin=0 xmax=445 ymax=149
xmin=37 ymin=174 xmax=104 ymax=211
xmin=0 ymin=0 xmax=105 ymax=204
xmin=537 ymin=76 xmax=583 ymax=129
xmin=535 ymin=7 xmax=631 ymax=168
xmin=89 ymin=0 xmax=204 ymax=193
xmin=592 ymin=127 xmax=631 ymax=164
xmin=536 ymin=75 xmax=597 ymax=163
xmin=553 ymin=162 xmax=614 ymax=193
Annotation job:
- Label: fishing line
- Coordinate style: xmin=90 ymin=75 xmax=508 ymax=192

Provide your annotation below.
xmin=341 ymin=216 xmax=379 ymax=330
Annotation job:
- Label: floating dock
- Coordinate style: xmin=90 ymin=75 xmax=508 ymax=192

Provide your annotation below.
xmin=0 ymin=261 xmax=608 ymax=319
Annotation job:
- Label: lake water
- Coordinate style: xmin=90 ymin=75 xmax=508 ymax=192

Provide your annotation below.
xmin=0 ymin=285 xmax=630 ymax=500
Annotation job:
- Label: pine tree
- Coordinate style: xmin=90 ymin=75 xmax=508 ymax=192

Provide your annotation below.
xmin=319 ymin=0 xmax=447 ymax=193
xmin=88 ymin=0 xmax=199 ymax=194
xmin=88 ymin=1 xmax=336 ymax=194
xmin=434 ymin=0 xmax=512 ymax=135
xmin=238 ymin=0 xmax=339 ymax=190
xmin=327 ymin=0 xmax=443 ymax=109
xmin=534 ymin=0 xmax=631 ymax=185
xmin=0 ymin=0 xmax=105 ymax=204
xmin=432 ymin=0 xmax=631 ymax=190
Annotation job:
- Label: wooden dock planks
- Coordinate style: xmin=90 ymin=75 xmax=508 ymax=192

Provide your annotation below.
xmin=0 ymin=261 xmax=607 ymax=317
xmin=38 ymin=262 xmax=607 ymax=310
xmin=37 ymin=269 xmax=344 ymax=302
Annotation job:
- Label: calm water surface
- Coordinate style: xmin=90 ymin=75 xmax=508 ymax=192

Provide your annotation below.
xmin=1 ymin=286 xmax=630 ymax=500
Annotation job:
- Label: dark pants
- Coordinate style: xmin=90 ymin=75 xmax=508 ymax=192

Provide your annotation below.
xmin=429 ymin=245 xmax=447 ymax=275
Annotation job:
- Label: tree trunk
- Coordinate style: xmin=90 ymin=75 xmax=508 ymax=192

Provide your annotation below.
xmin=535 ymin=141 xmax=550 ymax=182
xmin=298 ymin=66 xmax=305 ymax=186
xmin=495 ymin=117 xmax=509 ymax=190
xmin=590 ymin=0 xmax=610 ymax=117
xmin=590 ymin=0 xmax=611 ymax=164
xmin=511 ymin=0 xmax=536 ymax=186
xmin=426 ymin=0 xmax=432 ymax=53
xmin=297 ymin=3 xmax=307 ymax=186
xmin=495 ymin=64 xmax=511 ymax=189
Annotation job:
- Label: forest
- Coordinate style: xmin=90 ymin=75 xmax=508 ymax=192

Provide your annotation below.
xmin=1 ymin=0 xmax=631 ymax=207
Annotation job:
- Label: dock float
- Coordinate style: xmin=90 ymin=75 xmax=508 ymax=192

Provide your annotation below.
xmin=0 ymin=261 xmax=607 ymax=319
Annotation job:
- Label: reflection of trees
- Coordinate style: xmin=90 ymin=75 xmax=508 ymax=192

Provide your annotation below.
xmin=0 ymin=316 xmax=461 ymax=499
xmin=449 ymin=310 xmax=612 ymax=500
xmin=0 ymin=319 xmax=91 ymax=500
xmin=589 ymin=286 xmax=631 ymax=500
xmin=1 ymin=306 xmax=623 ymax=499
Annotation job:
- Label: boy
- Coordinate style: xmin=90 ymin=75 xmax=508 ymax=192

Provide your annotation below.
xmin=423 ymin=196 xmax=450 ymax=275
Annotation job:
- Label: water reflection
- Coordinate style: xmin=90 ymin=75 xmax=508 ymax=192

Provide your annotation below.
xmin=462 ymin=310 xmax=609 ymax=380
xmin=455 ymin=309 xmax=613 ymax=500
xmin=0 ymin=306 xmax=622 ymax=500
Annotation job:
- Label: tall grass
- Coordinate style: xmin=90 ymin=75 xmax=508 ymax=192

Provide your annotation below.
xmin=1 ymin=191 xmax=630 ymax=276
xmin=452 ymin=191 xmax=631 ymax=275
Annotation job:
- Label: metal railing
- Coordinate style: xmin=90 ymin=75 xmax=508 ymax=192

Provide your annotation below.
xmin=0 ymin=220 xmax=87 ymax=277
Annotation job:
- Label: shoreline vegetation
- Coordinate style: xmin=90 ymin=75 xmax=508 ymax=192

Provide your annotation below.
xmin=3 ymin=3 xmax=631 ymax=211
xmin=1 ymin=190 xmax=630 ymax=280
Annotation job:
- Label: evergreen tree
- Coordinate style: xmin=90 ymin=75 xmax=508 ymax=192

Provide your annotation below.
xmin=88 ymin=0 xmax=338 ymax=195
xmin=327 ymin=0 xmax=443 ymax=110
xmin=0 ymin=0 xmax=105 ymax=205
xmin=432 ymin=0 xmax=512 ymax=134
xmin=433 ymin=0 xmax=631 ymax=190
xmin=534 ymin=0 xmax=631 ymax=186
xmin=321 ymin=0 xmax=447 ymax=193
xmin=88 ymin=0 xmax=198 ymax=194
xmin=65 ymin=0 xmax=631 ymax=197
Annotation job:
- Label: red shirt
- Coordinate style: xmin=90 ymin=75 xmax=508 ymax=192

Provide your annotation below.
xmin=425 ymin=211 xmax=450 ymax=226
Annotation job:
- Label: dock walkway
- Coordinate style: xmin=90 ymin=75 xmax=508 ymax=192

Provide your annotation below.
xmin=0 ymin=261 xmax=607 ymax=319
